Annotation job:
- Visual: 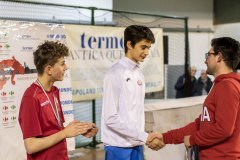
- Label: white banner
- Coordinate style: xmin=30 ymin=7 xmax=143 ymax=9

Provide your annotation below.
xmin=0 ymin=20 xmax=74 ymax=160
xmin=65 ymin=25 xmax=164 ymax=101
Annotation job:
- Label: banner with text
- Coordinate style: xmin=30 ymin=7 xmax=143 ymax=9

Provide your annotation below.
xmin=0 ymin=20 xmax=74 ymax=160
xmin=65 ymin=25 xmax=164 ymax=101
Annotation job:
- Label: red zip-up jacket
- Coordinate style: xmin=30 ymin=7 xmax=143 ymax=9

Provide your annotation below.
xmin=163 ymin=72 xmax=240 ymax=160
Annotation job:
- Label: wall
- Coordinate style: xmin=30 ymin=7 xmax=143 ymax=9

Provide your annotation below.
xmin=21 ymin=0 xmax=112 ymax=9
xmin=189 ymin=33 xmax=213 ymax=71
xmin=0 ymin=0 xmax=113 ymax=23
xmin=214 ymin=0 xmax=240 ymax=25
xmin=113 ymin=0 xmax=213 ymax=29
xmin=144 ymin=96 xmax=205 ymax=160
xmin=214 ymin=23 xmax=240 ymax=40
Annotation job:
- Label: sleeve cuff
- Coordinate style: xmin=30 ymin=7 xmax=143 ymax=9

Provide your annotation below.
xmin=162 ymin=132 xmax=171 ymax=144
xmin=138 ymin=131 xmax=148 ymax=143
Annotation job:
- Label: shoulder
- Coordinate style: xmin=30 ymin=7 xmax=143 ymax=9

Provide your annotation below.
xmin=215 ymin=79 xmax=239 ymax=94
xmin=20 ymin=84 xmax=40 ymax=109
xmin=197 ymin=78 xmax=201 ymax=83
xmin=193 ymin=77 xmax=197 ymax=82
xmin=178 ymin=75 xmax=184 ymax=79
xmin=105 ymin=61 xmax=128 ymax=80
xmin=52 ymin=85 xmax=59 ymax=92
xmin=207 ymin=77 xmax=212 ymax=81
xmin=22 ymin=83 xmax=40 ymax=98
xmin=51 ymin=85 xmax=60 ymax=96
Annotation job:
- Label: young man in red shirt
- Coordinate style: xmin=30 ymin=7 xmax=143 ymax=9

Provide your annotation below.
xmin=151 ymin=37 xmax=240 ymax=160
xmin=18 ymin=41 xmax=98 ymax=160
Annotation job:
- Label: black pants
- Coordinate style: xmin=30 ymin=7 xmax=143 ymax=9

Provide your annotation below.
xmin=190 ymin=146 xmax=199 ymax=160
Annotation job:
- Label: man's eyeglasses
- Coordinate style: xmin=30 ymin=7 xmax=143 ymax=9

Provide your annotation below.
xmin=205 ymin=52 xmax=216 ymax=59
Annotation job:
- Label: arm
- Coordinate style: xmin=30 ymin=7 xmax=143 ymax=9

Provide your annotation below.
xmin=162 ymin=117 xmax=200 ymax=144
xmin=56 ymin=88 xmax=98 ymax=138
xmin=24 ymin=120 xmax=93 ymax=154
xmin=103 ymin=73 xmax=148 ymax=143
xmin=190 ymin=81 xmax=239 ymax=146
xmin=175 ymin=75 xmax=185 ymax=90
xmin=19 ymin=94 xmax=93 ymax=154
xmin=192 ymin=79 xmax=198 ymax=96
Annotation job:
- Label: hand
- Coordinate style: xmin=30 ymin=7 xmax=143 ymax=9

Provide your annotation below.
xmin=146 ymin=132 xmax=162 ymax=143
xmin=63 ymin=120 xmax=93 ymax=138
xmin=146 ymin=132 xmax=165 ymax=150
xmin=82 ymin=123 xmax=98 ymax=138
xmin=184 ymin=135 xmax=191 ymax=148
xmin=148 ymin=138 xmax=165 ymax=151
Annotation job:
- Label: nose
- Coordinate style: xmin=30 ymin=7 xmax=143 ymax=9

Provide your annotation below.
xmin=64 ymin=64 xmax=68 ymax=71
xmin=144 ymin=48 xmax=149 ymax=55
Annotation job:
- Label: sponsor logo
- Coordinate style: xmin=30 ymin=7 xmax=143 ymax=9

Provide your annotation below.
xmin=8 ymin=91 xmax=15 ymax=100
xmin=4 ymin=44 xmax=10 ymax=49
xmin=18 ymin=35 xmax=31 ymax=39
xmin=22 ymin=46 xmax=33 ymax=51
xmin=19 ymin=21 xmax=31 ymax=25
xmin=17 ymin=35 xmax=39 ymax=40
xmin=47 ymin=24 xmax=64 ymax=27
xmin=0 ymin=33 xmax=8 ymax=40
xmin=47 ymin=34 xmax=66 ymax=39
xmin=1 ymin=91 xmax=8 ymax=101
xmin=2 ymin=105 xmax=8 ymax=111
xmin=60 ymin=100 xmax=73 ymax=105
xmin=63 ymin=110 xmax=73 ymax=115
xmin=2 ymin=105 xmax=9 ymax=114
xmin=2 ymin=116 xmax=10 ymax=126
xmin=80 ymin=32 xmax=124 ymax=49
xmin=11 ymin=116 xmax=17 ymax=122
xmin=10 ymin=105 xmax=16 ymax=110
xmin=9 ymin=91 xmax=14 ymax=96
xmin=59 ymin=87 xmax=72 ymax=93
xmin=0 ymin=43 xmax=10 ymax=50
xmin=1 ymin=91 xmax=6 ymax=96
xmin=3 ymin=116 xmax=8 ymax=122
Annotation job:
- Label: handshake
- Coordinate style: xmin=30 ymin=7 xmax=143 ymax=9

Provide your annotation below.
xmin=146 ymin=132 xmax=165 ymax=151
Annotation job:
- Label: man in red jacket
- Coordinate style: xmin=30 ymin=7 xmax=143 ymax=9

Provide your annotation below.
xmin=151 ymin=37 xmax=240 ymax=160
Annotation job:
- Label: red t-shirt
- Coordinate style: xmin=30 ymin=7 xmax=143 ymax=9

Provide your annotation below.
xmin=18 ymin=83 xmax=68 ymax=160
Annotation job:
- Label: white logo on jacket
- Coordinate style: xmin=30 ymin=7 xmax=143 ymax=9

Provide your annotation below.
xmin=201 ymin=106 xmax=211 ymax=121
xmin=41 ymin=100 xmax=49 ymax=107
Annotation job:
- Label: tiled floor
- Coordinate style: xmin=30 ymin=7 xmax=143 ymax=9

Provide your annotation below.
xmin=69 ymin=144 xmax=104 ymax=160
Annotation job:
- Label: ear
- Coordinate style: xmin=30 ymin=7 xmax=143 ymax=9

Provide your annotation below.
xmin=217 ymin=52 xmax=223 ymax=62
xmin=44 ymin=65 xmax=52 ymax=75
xmin=126 ymin=41 xmax=133 ymax=50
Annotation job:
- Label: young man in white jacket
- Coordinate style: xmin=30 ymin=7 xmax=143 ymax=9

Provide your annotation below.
xmin=101 ymin=25 xmax=164 ymax=160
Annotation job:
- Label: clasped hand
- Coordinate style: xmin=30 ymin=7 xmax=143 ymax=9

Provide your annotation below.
xmin=146 ymin=132 xmax=165 ymax=151
xmin=63 ymin=120 xmax=98 ymax=138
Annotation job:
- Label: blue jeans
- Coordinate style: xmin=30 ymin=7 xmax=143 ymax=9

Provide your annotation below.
xmin=104 ymin=146 xmax=144 ymax=160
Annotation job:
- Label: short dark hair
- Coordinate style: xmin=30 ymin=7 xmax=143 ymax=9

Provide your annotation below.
xmin=33 ymin=41 xmax=69 ymax=75
xmin=211 ymin=37 xmax=240 ymax=70
xmin=124 ymin=25 xmax=155 ymax=53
